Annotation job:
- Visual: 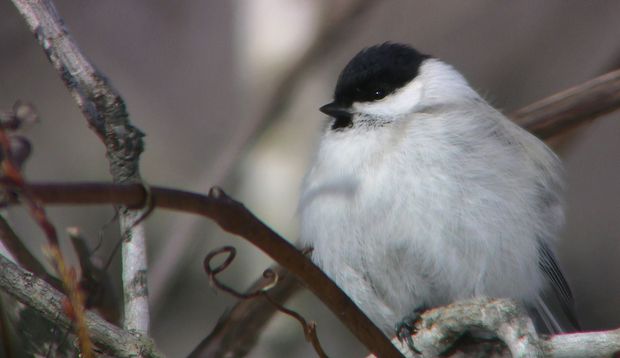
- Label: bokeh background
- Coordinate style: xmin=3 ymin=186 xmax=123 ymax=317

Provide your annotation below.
xmin=1 ymin=1 xmax=619 ymax=356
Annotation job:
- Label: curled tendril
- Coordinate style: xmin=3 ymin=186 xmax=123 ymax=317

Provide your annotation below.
xmin=204 ymin=246 xmax=328 ymax=358
xmin=260 ymin=269 xmax=279 ymax=292
xmin=204 ymin=246 xmax=278 ymax=300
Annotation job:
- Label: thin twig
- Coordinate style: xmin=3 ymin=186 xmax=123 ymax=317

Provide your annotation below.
xmin=10 ymin=0 xmax=150 ymax=334
xmin=0 ymin=253 xmax=163 ymax=357
xmin=200 ymin=247 xmax=328 ymax=358
xmin=188 ymin=264 xmax=300 ymax=358
xmin=203 ymin=247 xmax=267 ymax=300
xmin=262 ymin=295 xmax=328 ymax=358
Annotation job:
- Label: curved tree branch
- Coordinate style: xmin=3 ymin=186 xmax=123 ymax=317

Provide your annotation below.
xmin=3 ymin=182 xmax=404 ymax=357
xmin=372 ymin=298 xmax=620 ymax=358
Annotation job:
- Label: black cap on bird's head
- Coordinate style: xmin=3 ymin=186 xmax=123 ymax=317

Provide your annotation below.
xmin=320 ymin=43 xmax=430 ymax=120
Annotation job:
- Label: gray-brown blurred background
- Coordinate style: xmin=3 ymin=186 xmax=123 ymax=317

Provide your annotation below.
xmin=1 ymin=1 xmax=619 ymax=356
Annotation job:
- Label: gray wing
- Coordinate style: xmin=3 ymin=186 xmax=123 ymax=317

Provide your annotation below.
xmin=538 ymin=241 xmax=581 ymax=331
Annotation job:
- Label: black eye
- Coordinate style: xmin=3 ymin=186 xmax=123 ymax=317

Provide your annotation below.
xmin=373 ymin=88 xmax=386 ymax=100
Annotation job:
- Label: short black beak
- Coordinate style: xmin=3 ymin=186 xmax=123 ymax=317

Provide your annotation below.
xmin=319 ymin=102 xmax=352 ymax=117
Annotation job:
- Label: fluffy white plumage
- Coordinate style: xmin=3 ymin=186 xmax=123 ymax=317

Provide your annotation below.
xmin=299 ymin=53 xmax=570 ymax=334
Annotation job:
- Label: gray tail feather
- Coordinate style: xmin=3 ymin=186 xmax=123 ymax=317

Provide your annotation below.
xmin=533 ymin=296 xmax=564 ymax=334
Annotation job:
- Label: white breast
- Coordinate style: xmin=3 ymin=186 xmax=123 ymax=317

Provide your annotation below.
xmin=299 ymin=105 xmax=560 ymax=332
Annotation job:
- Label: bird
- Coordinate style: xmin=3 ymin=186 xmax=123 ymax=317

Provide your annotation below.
xmin=298 ymin=42 xmax=578 ymax=344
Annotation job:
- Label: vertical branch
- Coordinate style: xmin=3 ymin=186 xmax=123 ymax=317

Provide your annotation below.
xmin=119 ymin=212 xmax=149 ymax=332
xmin=10 ymin=0 xmax=149 ymax=334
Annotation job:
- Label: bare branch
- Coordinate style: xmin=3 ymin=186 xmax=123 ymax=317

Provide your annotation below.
xmin=188 ymin=265 xmax=300 ymax=358
xmin=406 ymin=298 xmax=540 ymax=357
xmin=511 ymin=68 xmax=620 ymax=139
xmin=543 ymin=329 xmax=620 ymax=357
xmin=9 ymin=0 xmax=143 ymax=152
xmin=119 ymin=211 xmax=149 ymax=332
xmin=0 ymin=253 xmax=163 ymax=357
xmin=10 ymin=0 xmax=149 ymax=333
xmin=372 ymin=298 xmax=620 ymax=358
xmin=199 ymin=247 xmax=327 ymax=357
xmin=2 ymin=182 xmax=405 ymax=357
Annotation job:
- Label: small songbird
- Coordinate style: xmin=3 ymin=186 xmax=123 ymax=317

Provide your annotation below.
xmin=298 ymin=43 xmax=578 ymax=343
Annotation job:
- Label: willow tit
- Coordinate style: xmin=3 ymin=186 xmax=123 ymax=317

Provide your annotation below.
xmin=298 ymin=43 xmax=578 ymax=341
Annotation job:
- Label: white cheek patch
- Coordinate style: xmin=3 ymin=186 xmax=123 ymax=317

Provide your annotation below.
xmin=352 ymin=77 xmax=424 ymax=118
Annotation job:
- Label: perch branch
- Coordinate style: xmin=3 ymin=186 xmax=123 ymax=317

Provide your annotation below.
xmin=543 ymin=328 xmax=620 ymax=357
xmin=371 ymin=298 xmax=620 ymax=358
xmin=11 ymin=0 xmax=149 ymax=333
xmin=0 ymin=253 xmax=163 ymax=357
xmin=397 ymin=298 xmax=539 ymax=357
